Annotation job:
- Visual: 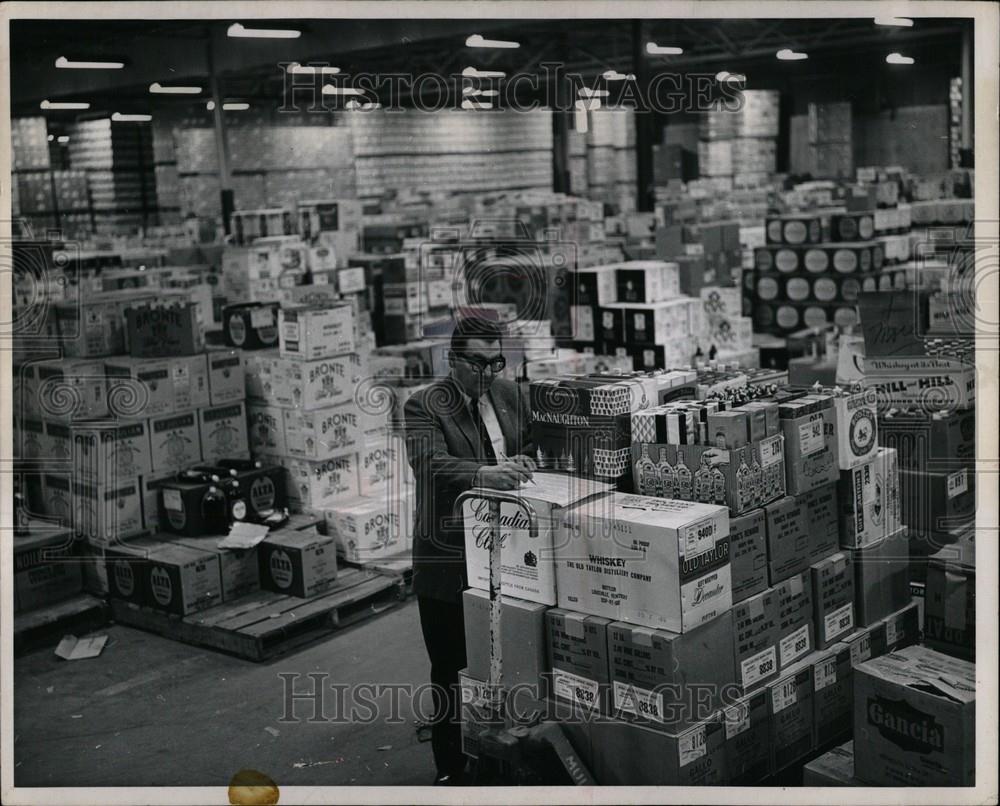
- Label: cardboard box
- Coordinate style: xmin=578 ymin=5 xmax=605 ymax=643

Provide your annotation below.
xmin=467 ymin=474 xmax=614 ymax=607
xmin=105 ymin=354 xmax=209 ymax=418
xmin=199 ymin=401 xmax=249 ymax=464
xmin=802 ymin=741 xmax=858 ymax=786
xmin=139 ymin=474 xmax=172 ymax=532
xmin=811 ymin=553 xmax=855 ymax=649
xmin=283 ymin=454 xmax=359 ymax=510
xmin=73 ymin=419 xmax=153 ymax=480
xmin=105 ymin=535 xmax=162 ymax=604
xmin=778 ymin=396 xmax=839 ymax=495
xmin=223 ymin=302 xmax=280 ymax=350
xmin=279 ymin=303 xmax=356 ymax=360
xmin=206 ymin=349 xmax=246 ymax=406
xmin=606 ymin=299 xmax=695 ymax=345
xmin=878 ymin=408 xmax=975 ymax=469
xmin=36 ymin=359 xmax=108 ymax=421
xmin=573 ymin=265 xmax=617 ymax=306
xmin=13 ymin=530 xmax=82 ymax=612
xmin=158 ymin=478 xmax=232 ymax=536
xmin=729 ymin=508 xmax=768 ymax=604
xmin=125 ymin=301 xmax=205 ymax=357
xmin=148 ymin=410 xmax=202 ymax=473
xmin=812 ymin=643 xmax=854 ymax=746
xmin=143 ymin=541 xmax=222 ymax=615
xmin=72 ymin=476 xmax=145 ymax=546
xmin=283 ymin=403 xmax=377 ymax=461
xmin=924 ymin=533 xmax=974 ymax=659
xmin=764 ymin=492 xmax=834 ymax=586
xmin=848 ymin=529 xmax=911 ymax=627
xmin=829 ymin=388 xmax=879 ymax=470
xmin=881 ymin=601 xmax=921 ymax=653
xmin=838 ymin=452 xmax=890 ymax=549
xmin=54 ymin=295 xmax=133 ymax=358
xmin=732 ymin=587 xmax=779 ymax=691
xmin=722 ymin=689 xmax=771 ymax=784
xmin=898 ymin=465 xmax=975 ymax=538
xmin=258 ymin=527 xmax=338 ymax=598
xmin=247 ymin=403 xmax=288 ymax=457
xmin=774 ymin=572 xmax=814 ymax=670
xmin=458 ymin=669 xmax=504 ymax=758
xmin=356 ymin=433 xmax=413 ymax=496
xmin=176 ymin=535 xmax=260 ymax=601
xmin=853 ymin=646 xmax=974 ymax=786
xmin=557 ymin=493 xmax=732 ymax=633
xmin=324 ymin=490 xmax=414 ymax=564
xmin=767 ymin=660 xmax=815 ymax=773
xmin=841 ymin=623 xmax=888 ymax=669
xmin=271 ymin=353 xmax=368 ymax=411
xmin=615 ymin=261 xmax=681 ymax=303
xmin=608 ymin=616 xmax=736 ymax=733
xmin=464 ymin=588 xmax=548 ymax=699
xmin=861 ymin=356 xmax=975 ymax=410
xmin=546 ymin=608 xmax=612 ymax=714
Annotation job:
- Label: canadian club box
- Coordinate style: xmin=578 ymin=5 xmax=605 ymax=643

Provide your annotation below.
xmin=143 ymin=542 xmax=223 ymax=615
xmin=766 ymin=660 xmax=815 ymax=773
xmin=811 ymin=643 xmax=854 ymax=747
xmin=853 ymin=645 xmax=975 ymax=786
xmin=774 ymin=571 xmax=814 ymax=670
xmin=176 ymin=535 xmax=260 ymax=601
xmin=811 ymin=552 xmax=856 ymax=649
xmin=608 ymin=616 xmax=737 ymax=733
xmin=206 ymin=348 xmax=246 ymax=405
xmin=924 ymin=532 xmax=974 ymax=660
xmin=148 ymin=410 xmax=202 ymax=474
xmin=198 ymin=402 xmax=249 ymax=464
xmin=546 ymin=608 xmax=612 ymax=714
xmin=258 ymin=527 xmax=338 ymax=598
xmin=729 ymin=508 xmax=767 ymax=603
xmin=722 ymin=689 xmax=771 ymax=784
xmin=732 ymin=587 xmax=779 ymax=691
xmin=467 ymin=474 xmax=614 ymax=606
xmin=464 ymin=589 xmax=548 ymax=698
xmin=556 ymin=493 xmax=732 ymax=633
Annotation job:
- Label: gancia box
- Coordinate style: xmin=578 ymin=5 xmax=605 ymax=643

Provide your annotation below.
xmin=557 ymin=493 xmax=732 ymax=633
xmin=853 ymin=645 xmax=975 ymax=786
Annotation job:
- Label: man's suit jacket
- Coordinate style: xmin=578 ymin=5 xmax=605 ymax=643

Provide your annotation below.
xmin=404 ymin=375 xmax=534 ymax=603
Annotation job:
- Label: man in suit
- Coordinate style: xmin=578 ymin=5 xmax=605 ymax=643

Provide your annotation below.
xmin=404 ymin=316 xmax=536 ymax=785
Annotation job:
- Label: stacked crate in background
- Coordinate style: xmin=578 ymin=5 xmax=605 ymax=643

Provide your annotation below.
xmin=699 ymin=90 xmax=780 ymax=189
xmin=808 ymin=102 xmax=853 ymax=179
xmin=586 ymin=110 xmax=636 ymax=212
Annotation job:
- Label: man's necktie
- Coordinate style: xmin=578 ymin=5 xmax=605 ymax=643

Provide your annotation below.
xmin=468 ymin=398 xmax=497 ymax=462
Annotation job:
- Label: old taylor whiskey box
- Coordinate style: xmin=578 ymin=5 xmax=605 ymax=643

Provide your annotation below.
xmin=556 ymin=493 xmax=731 ymax=633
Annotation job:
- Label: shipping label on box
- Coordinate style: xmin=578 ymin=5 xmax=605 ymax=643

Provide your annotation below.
xmin=842 ymin=622 xmax=888 ymax=669
xmin=247 ymin=403 xmax=288 ymax=457
xmin=258 ymin=527 xmax=338 ymax=598
xmin=779 ymin=403 xmax=838 ymax=495
xmin=199 ymin=401 xmax=249 ymax=464
xmin=273 ymin=353 xmax=367 ymax=410
xmin=546 ymin=608 xmax=612 ymax=714
xmin=812 ymin=552 xmax=856 ymax=649
xmin=176 ymin=535 xmax=260 ymax=601
xmin=72 ymin=477 xmax=145 ymax=546
xmin=144 ymin=542 xmax=222 ymax=615
xmin=465 ymin=589 xmax=548 ymax=697
xmin=767 ymin=661 xmax=815 ymax=774
xmin=609 ymin=616 xmax=737 ymax=733
xmin=764 ymin=496 xmax=811 ymax=585
xmin=105 ymin=354 xmax=209 ymax=419
xmin=774 ymin=572 xmax=814 ymax=670
xmin=853 ymin=646 xmax=974 ymax=786
xmin=882 ymin=600 xmax=921 ymax=654
xmin=284 ymin=454 xmax=359 ymax=510
xmin=811 ymin=644 xmax=854 ymax=747
xmin=557 ymin=492 xmax=732 ymax=633
xmin=283 ymin=403 xmax=374 ymax=461
xmin=732 ymin=587 xmax=779 ymax=691
xmin=74 ymin=419 xmax=153 ymax=480
xmin=729 ymin=508 xmax=768 ymax=603
xmin=279 ymin=304 xmax=356 ymax=360
xmin=722 ymin=689 xmax=771 ymax=785
xmin=324 ymin=491 xmax=413 ymax=564
xmin=149 ymin=410 xmax=202 ymax=473
xmin=207 ymin=349 xmax=246 ymax=405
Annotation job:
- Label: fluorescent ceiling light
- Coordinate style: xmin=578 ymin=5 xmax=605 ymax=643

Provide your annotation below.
xmin=463 ymin=66 xmax=506 ymax=79
xmin=56 ymin=56 xmax=124 ymax=69
xmin=287 ymin=63 xmax=341 ymax=75
xmin=647 ymin=43 xmax=684 ymax=56
xmin=112 ymin=112 xmax=152 ymax=122
xmin=574 ymin=107 xmax=589 ymax=134
xmin=461 ymin=99 xmax=493 ymax=109
xmin=776 ymin=48 xmax=808 ymax=61
xmin=206 ymin=101 xmax=251 ymax=111
xmin=716 ymin=71 xmax=747 ymax=83
xmin=578 ymin=88 xmax=609 ymax=99
xmin=228 ymin=22 xmax=301 ymax=39
xmin=322 ymin=84 xmax=366 ymax=96
xmin=875 ymin=17 xmax=913 ymax=27
xmin=150 ymin=82 xmax=202 ymax=94
xmin=575 ymin=98 xmax=602 ymax=111
xmin=466 ymin=34 xmax=519 ymax=49
xmin=47 ymin=134 xmax=55 ymax=142
xmin=886 ymin=52 xmax=915 ymax=65
xmin=57 ymin=135 xmax=70 ymax=144
xmin=361 ymin=102 xmax=382 ymax=110
xmin=464 ymin=88 xmax=499 ymax=98
xmin=40 ymin=100 xmax=91 ymax=110
xmin=602 ymin=70 xmax=635 ymax=81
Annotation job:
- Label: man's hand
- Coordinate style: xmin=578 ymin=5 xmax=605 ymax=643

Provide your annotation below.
xmin=475 ymin=461 xmax=533 ymax=490
xmin=508 ymin=454 xmax=538 ymax=474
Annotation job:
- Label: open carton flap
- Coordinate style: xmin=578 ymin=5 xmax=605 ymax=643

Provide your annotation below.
xmin=471 ymin=472 xmax=614 ymax=510
xmin=863 ymin=646 xmax=976 ymax=704
xmin=605 ymin=494 xmax=729 ymax=527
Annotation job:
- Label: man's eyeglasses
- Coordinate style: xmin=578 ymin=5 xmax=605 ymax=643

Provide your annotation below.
xmin=457 ymin=354 xmax=506 ymax=374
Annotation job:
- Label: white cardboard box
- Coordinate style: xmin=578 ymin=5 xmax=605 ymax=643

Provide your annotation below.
xmin=198 ymin=401 xmax=249 ymax=463
xmin=283 ymin=402 xmax=380 ymax=461
xmin=279 ymin=304 xmax=356 ymax=361
xmin=325 ymin=489 xmax=415 ymax=563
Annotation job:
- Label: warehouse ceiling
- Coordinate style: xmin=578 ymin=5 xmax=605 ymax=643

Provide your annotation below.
xmin=10 ymin=16 xmax=968 ymax=115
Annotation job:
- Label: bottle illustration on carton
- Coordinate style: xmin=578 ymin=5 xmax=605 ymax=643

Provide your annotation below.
xmin=748 ymin=448 xmax=763 ymax=507
xmin=655 ymin=447 xmax=675 ymax=498
xmin=711 ymin=460 xmax=726 ymax=505
xmin=675 ymin=449 xmax=693 ymax=499
xmin=636 ymin=444 xmax=657 ymax=495
xmin=735 ymin=451 xmax=752 ymax=512
xmin=694 ymin=454 xmax=714 ymax=503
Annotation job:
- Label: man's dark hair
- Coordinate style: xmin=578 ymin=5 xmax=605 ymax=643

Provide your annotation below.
xmin=450 ymin=316 xmax=504 ymax=357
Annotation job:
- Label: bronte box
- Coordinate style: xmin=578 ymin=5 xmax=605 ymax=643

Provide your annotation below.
xmin=767 ymin=660 xmax=815 ymax=774
xmin=732 ymin=587 xmax=779 ymax=691
xmin=283 ymin=403 xmax=377 ymax=461
xmin=247 ymin=403 xmax=288 ymax=456
xmin=283 ymin=454 xmax=359 ymax=510
xmin=811 ymin=552 xmax=856 ymax=649
xmin=464 ymin=589 xmax=548 ymax=699
xmin=608 ymin=616 xmax=737 ymax=733
xmin=258 ymin=527 xmax=338 ymax=598
xmin=270 ymin=353 xmax=368 ymax=411
xmin=774 ymin=571 xmax=814 ymax=670
xmin=812 ymin=643 xmax=854 ymax=746
xmin=556 ymin=493 xmax=732 ymax=633
xmin=729 ymin=508 xmax=768 ymax=604
xmin=853 ymin=645 xmax=975 ymax=787
xmin=324 ymin=490 xmax=414 ymax=564
xmin=143 ymin=542 xmax=222 ymax=615
xmin=722 ymin=689 xmax=771 ymax=784
xmin=125 ymin=301 xmax=205 ymax=357
xmin=546 ymin=608 xmax=612 ymax=714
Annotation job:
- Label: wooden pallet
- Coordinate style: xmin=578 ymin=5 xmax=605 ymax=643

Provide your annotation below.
xmin=14 ymin=593 xmax=109 ymax=655
xmin=109 ymin=568 xmax=404 ymax=662
xmin=343 ymin=553 xmax=414 ymax=596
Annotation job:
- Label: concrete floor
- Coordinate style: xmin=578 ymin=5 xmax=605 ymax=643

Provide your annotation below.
xmin=14 ymin=598 xmax=440 ymax=787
